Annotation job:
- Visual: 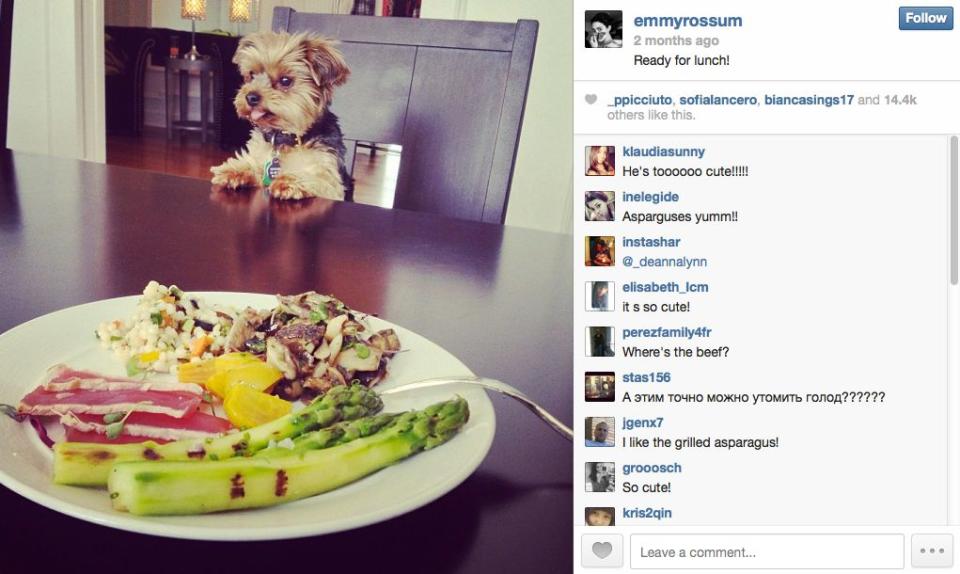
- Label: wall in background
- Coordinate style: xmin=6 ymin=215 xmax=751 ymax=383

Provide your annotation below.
xmin=151 ymin=0 xmax=352 ymax=35
xmin=105 ymin=0 xmax=151 ymax=27
xmin=255 ymin=0 xmax=352 ymax=30
xmin=7 ymin=0 xmax=104 ymax=162
xmin=422 ymin=0 xmax=572 ymax=235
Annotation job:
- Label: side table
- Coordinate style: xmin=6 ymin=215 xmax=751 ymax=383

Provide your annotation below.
xmin=165 ymin=57 xmax=221 ymax=143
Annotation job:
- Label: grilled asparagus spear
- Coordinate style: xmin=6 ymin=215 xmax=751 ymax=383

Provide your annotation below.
xmin=54 ymin=385 xmax=383 ymax=486
xmin=109 ymin=397 xmax=469 ymax=515
xmin=254 ymin=412 xmax=400 ymax=457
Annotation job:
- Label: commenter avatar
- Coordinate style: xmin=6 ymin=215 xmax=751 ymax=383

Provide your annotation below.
xmin=585 ymin=416 xmax=615 ymax=446
xmin=586 ymin=507 xmax=616 ymax=526
xmin=586 ymin=146 xmax=616 ymax=176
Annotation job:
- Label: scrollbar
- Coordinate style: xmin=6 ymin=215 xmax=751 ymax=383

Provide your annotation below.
xmin=952 ymin=135 xmax=958 ymax=285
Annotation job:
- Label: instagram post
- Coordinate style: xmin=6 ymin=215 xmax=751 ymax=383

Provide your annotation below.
xmin=0 ymin=1 xmax=573 ymax=573
xmin=2 ymin=0 xmax=960 ymax=573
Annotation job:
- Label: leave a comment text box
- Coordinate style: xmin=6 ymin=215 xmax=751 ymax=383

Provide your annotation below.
xmin=629 ymin=534 xmax=904 ymax=569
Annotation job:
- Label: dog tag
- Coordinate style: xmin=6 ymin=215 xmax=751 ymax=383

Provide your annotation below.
xmin=262 ymin=157 xmax=281 ymax=186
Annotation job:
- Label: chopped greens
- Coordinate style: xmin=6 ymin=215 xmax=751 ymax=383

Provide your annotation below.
xmin=105 ymin=421 xmax=125 ymax=440
xmin=244 ymin=337 xmax=266 ymax=353
xmin=126 ymin=356 xmax=143 ymax=377
xmin=103 ymin=412 xmax=125 ymax=424
xmin=103 ymin=406 xmax=142 ymax=440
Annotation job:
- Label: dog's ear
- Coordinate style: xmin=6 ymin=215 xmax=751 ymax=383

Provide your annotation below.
xmin=233 ymin=34 xmax=257 ymax=66
xmin=302 ymin=36 xmax=350 ymax=87
xmin=231 ymin=32 xmax=265 ymax=66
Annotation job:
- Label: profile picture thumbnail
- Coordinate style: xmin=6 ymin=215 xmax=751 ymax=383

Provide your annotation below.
xmin=585 ymin=145 xmax=615 ymax=176
xmin=586 ymin=281 xmax=614 ymax=312
xmin=587 ymin=326 xmax=614 ymax=357
xmin=585 ymin=191 xmax=615 ymax=221
xmin=585 ymin=416 xmax=615 ymax=447
xmin=585 ymin=11 xmax=623 ymax=48
xmin=585 ymin=371 xmax=616 ymax=402
xmin=586 ymin=507 xmax=616 ymax=526
xmin=585 ymin=236 xmax=615 ymax=267
xmin=586 ymin=462 xmax=616 ymax=492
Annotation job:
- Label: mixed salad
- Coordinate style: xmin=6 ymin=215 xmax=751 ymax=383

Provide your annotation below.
xmin=97 ymin=282 xmax=402 ymax=402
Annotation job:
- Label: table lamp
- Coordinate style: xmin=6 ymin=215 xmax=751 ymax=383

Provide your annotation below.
xmin=229 ymin=0 xmax=253 ymax=36
xmin=181 ymin=0 xmax=207 ymax=60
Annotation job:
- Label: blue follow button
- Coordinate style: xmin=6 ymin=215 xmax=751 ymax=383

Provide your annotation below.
xmin=899 ymin=6 xmax=954 ymax=30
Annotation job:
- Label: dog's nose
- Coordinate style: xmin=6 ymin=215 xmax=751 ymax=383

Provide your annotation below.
xmin=246 ymin=92 xmax=261 ymax=107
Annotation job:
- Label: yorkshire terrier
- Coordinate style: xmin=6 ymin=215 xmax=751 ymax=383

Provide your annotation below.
xmin=211 ymin=31 xmax=353 ymax=201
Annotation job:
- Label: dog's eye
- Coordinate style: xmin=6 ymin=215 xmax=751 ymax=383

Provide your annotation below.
xmin=278 ymin=76 xmax=293 ymax=88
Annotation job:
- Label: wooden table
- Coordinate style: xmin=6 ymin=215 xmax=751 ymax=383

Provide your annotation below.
xmin=0 ymin=151 xmax=572 ymax=573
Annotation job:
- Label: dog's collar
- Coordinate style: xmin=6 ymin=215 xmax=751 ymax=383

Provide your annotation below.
xmin=260 ymin=129 xmax=303 ymax=149
xmin=257 ymin=115 xmax=335 ymax=151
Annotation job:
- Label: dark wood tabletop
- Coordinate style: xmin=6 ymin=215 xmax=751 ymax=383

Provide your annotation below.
xmin=0 ymin=150 xmax=572 ymax=573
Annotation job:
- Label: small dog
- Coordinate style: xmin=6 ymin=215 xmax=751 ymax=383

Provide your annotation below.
xmin=211 ymin=31 xmax=353 ymax=201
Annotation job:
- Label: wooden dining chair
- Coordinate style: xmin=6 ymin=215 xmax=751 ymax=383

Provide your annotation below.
xmin=272 ymin=7 xmax=538 ymax=224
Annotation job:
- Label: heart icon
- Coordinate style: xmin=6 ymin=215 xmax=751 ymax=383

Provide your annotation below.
xmin=592 ymin=541 xmax=613 ymax=559
xmin=585 ymin=94 xmax=598 ymax=104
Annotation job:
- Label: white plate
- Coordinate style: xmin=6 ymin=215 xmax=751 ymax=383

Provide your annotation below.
xmin=0 ymin=293 xmax=495 ymax=540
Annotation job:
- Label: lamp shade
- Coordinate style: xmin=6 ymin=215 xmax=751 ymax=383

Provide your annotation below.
xmin=229 ymin=0 xmax=252 ymax=23
xmin=181 ymin=0 xmax=207 ymax=21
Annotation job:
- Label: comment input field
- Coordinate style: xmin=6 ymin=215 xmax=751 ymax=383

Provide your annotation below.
xmin=629 ymin=534 xmax=904 ymax=570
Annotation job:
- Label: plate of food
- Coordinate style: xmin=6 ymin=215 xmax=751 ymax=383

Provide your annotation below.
xmin=0 ymin=282 xmax=494 ymax=540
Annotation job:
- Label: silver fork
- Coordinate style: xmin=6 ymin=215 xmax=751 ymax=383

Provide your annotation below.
xmin=380 ymin=376 xmax=573 ymax=441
